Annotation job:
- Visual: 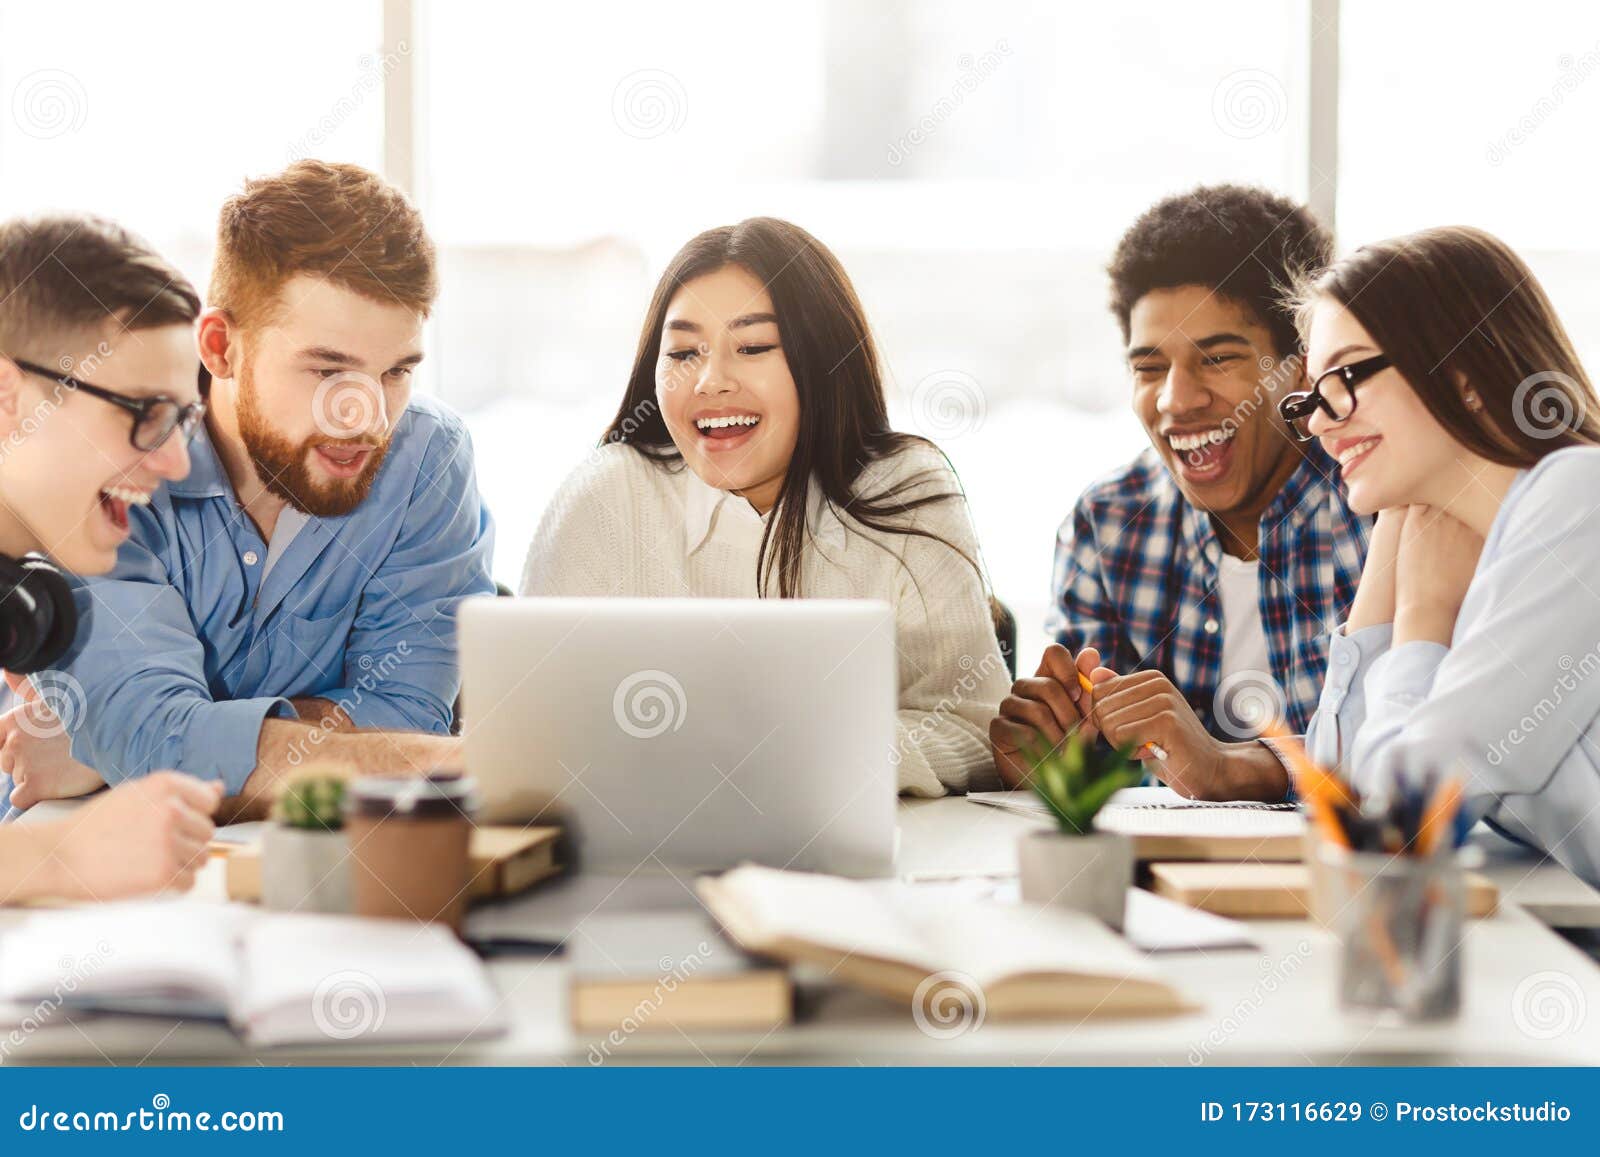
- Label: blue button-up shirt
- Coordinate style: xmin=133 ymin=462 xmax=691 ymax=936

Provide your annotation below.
xmin=49 ymin=392 xmax=494 ymax=797
xmin=1308 ymin=447 xmax=1600 ymax=887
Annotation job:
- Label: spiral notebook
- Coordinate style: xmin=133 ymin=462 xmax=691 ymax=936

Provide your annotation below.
xmin=968 ymin=786 xmax=1305 ymax=861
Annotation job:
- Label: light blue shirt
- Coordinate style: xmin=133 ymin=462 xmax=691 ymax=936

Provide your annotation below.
xmin=48 ymin=393 xmax=495 ymax=797
xmin=1307 ymin=446 xmax=1600 ymax=886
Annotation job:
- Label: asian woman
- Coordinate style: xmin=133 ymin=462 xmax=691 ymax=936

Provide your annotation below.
xmin=522 ymin=217 xmax=1009 ymax=796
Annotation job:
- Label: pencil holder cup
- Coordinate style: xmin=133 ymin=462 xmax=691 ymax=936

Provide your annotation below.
xmin=1303 ymin=829 xmax=1342 ymax=928
xmin=1314 ymin=838 xmax=1467 ymax=1022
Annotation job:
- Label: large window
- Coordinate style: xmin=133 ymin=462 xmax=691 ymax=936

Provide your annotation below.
xmin=36 ymin=2 xmax=1600 ymax=673
xmin=417 ymin=0 xmax=1308 ymax=669
xmin=0 ymin=2 xmax=382 ymax=280
xmin=1338 ymin=1 xmax=1600 ymax=372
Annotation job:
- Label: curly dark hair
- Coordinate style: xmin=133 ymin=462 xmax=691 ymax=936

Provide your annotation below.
xmin=1107 ymin=184 xmax=1332 ymax=359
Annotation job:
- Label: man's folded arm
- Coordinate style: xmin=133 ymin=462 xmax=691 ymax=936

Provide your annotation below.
xmin=63 ymin=551 xmax=297 ymax=795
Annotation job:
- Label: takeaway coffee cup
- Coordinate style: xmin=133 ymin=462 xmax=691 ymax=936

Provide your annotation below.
xmin=345 ymin=774 xmax=478 ymax=932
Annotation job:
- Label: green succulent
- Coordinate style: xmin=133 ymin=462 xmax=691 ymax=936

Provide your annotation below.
xmin=275 ymin=775 xmax=347 ymax=832
xmin=1025 ymin=734 xmax=1145 ymax=835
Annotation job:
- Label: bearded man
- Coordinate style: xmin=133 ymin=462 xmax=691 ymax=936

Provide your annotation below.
xmin=6 ymin=161 xmax=494 ymax=820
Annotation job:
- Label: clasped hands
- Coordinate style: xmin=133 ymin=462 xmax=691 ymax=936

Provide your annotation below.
xmin=990 ymin=643 xmax=1235 ymax=798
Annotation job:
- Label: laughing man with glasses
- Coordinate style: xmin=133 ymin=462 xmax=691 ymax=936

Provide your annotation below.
xmin=8 ymin=359 xmax=207 ymax=453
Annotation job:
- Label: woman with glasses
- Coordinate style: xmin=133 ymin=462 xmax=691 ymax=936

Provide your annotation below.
xmin=1287 ymin=225 xmax=1600 ymax=885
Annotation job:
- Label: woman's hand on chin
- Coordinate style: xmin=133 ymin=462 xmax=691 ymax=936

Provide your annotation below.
xmin=1347 ymin=506 xmax=1407 ymax=633
xmin=1394 ymin=504 xmax=1484 ymax=646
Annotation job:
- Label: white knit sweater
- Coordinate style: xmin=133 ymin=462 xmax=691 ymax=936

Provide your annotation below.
xmin=520 ymin=441 xmax=1010 ymax=796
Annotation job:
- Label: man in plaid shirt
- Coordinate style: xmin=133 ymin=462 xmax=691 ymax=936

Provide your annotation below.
xmin=991 ymin=186 xmax=1370 ymax=799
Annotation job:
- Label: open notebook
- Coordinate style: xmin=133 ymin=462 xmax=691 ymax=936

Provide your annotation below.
xmin=969 ymin=786 xmax=1305 ymax=861
xmin=0 ymin=902 xmax=503 ymax=1048
xmin=699 ymin=866 xmax=1188 ymax=1019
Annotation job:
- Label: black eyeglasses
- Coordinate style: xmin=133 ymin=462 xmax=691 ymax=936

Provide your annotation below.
xmin=1277 ymin=353 xmax=1391 ymax=442
xmin=9 ymin=358 xmax=206 ymax=452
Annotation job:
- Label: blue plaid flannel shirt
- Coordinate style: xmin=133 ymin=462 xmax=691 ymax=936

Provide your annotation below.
xmin=1047 ymin=445 xmax=1370 ymax=737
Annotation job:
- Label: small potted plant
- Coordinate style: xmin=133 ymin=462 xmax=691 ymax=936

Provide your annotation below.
xmin=1016 ymin=735 xmax=1144 ymax=930
xmin=262 ymin=771 xmax=353 ymax=914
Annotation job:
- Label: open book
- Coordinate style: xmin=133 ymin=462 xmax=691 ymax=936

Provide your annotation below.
xmin=0 ymin=902 xmax=503 ymax=1048
xmin=699 ymin=866 xmax=1188 ymax=1019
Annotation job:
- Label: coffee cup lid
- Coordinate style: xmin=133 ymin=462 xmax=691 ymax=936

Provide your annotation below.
xmin=345 ymin=773 xmax=478 ymax=819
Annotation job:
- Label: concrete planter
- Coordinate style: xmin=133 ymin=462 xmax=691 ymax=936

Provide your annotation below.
xmin=1017 ymin=829 xmax=1133 ymax=930
xmin=261 ymin=825 xmax=352 ymax=914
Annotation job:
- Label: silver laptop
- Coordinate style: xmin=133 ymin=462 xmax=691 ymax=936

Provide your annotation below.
xmin=459 ymin=597 xmax=897 ymax=880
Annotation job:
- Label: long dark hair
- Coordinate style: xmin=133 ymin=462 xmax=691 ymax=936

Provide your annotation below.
xmin=603 ymin=216 xmax=977 ymax=598
xmin=1296 ymin=226 xmax=1600 ymax=464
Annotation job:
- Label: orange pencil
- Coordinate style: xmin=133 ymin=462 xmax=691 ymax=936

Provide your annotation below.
xmin=1416 ymin=778 xmax=1463 ymax=857
xmin=1261 ymin=722 xmax=1354 ymax=847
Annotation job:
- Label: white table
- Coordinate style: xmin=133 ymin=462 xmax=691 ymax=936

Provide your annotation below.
xmin=6 ymin=798 xmax=1600 ymax=1065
